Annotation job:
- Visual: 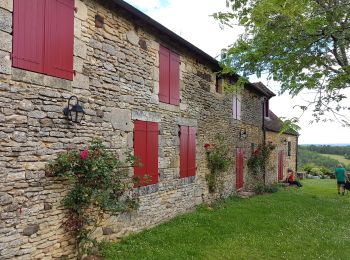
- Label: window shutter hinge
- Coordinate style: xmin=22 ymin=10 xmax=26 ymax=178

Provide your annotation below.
xmin=158 ymin=130 xmax=161 ymax=135
xmin=178 ymin=131 xmax=181 ymax=137
xmin=74 ymin=7 xmax=78 ymax=13
xmin=73 ymin=70 xmax=76 ymax=76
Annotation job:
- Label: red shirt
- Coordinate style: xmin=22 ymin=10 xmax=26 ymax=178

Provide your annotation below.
xmin=288 ymin=173 xmax=295 ymax=182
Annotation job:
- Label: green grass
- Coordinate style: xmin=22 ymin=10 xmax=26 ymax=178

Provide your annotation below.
xmin=101 ymin=180 xmax=350 ymax=260
xmin=322 ymin=154 xmax=350 ymax=166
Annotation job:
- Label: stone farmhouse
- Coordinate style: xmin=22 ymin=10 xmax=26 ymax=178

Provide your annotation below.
xmin=0 ymin=0 xmax=298 ymax=258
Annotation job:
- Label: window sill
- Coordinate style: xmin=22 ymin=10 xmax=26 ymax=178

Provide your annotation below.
xmin=179 ymin=176 xmax=196 ymax=184
xmin=159 ymin=102 xmax=180 ymax=112
xmin=134 ymin=183 xmax=159 ymax=195
xmin=12 ymin=68 xmax=72 ymax=89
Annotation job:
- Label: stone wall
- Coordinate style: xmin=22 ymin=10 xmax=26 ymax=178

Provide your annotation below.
xmin=265 ymin=131 xmax=298 ymax=184
xmin=0 ymin=0 xmax=266 ymax=258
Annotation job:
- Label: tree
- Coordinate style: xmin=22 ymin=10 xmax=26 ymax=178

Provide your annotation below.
xmin=214 ymin=0 xmax=350 ymax=125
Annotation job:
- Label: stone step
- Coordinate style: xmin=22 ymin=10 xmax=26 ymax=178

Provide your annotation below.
xmin=237 ymin=191 xmax=255 ymax=199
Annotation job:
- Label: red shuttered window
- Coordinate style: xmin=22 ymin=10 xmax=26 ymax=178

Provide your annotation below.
xmin=159 ymin=46 xmax=180 ymax=105
xmin=180 ymin=126 xmax=196 ymax=178
xmin=134 ymin=120 xmax=159 ymax=187
xmin=12 ymin=0 xmax=74 ymax=80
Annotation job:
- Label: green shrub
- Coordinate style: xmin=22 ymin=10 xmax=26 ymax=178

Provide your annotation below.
xmin=253 ymin=182 xmax=280 ymax=194
xmin=45 ymin=140 xmax=138 ymax=256
xmin=205 ymin=134 xmax=232 ymax=193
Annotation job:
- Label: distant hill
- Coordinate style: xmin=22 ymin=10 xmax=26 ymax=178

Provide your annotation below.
xmin=298 ymin=145 xmax=350 ymax=172
xmin=300 ymin=144 xmax=350 ymax=147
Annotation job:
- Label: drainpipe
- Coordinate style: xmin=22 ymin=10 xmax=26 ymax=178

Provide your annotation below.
xmin=262 ymin=99 xmax=266 ymax=184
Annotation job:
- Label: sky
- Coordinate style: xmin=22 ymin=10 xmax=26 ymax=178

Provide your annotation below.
xmin=125 ymin=0 xmax=350 ymax=145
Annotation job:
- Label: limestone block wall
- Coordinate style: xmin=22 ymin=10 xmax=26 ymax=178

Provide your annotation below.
xmin=0 ymin=0 xmax=265 ymax=258
xmin=265 ymin=131 xmax=298 ymax=184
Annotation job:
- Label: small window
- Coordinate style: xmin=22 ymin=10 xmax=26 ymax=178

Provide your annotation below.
xmin=216 ymin=76 xmax=223 ymax=94
xmin=287 ymin=141 xmax=292 ymax=156
xmin=180 ymin=126 xmax=196 ymax=178
xmin=159 ymin=46 xmax=180 ymax=105
xmin=134 ymin=120 xmax=159 ymax=187
xmin=233 ymin=93 xmax=242 ymax=120
xmin=264 ymin=99 xmax=269 ymax=118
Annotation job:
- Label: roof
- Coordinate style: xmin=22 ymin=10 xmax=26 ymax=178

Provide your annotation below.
xmin=264 ymin=110 xmax=299 ymax=136
xmin=252 ymin=82 xmax=276 ymax=98
xmin=109 ymin=1 xmax=273 ymax=98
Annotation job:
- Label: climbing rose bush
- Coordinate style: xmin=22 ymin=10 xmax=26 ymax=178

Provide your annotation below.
xmin=45 ymin=140 xmax=138 ymax=256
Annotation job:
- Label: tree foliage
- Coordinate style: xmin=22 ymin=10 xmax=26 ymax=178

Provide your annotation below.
xmin=214 ymin=0 xmax=350 ymax=125
xmin=303 ymin=144 xmax=350 ymax=156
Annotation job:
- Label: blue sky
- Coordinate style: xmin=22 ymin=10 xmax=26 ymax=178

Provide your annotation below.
xmin=124 ymin=0 xmax=350 ymax=145
xmin=126 ymin=0 xmax=170 ymax=12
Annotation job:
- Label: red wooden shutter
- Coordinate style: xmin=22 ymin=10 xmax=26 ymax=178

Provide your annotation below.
xmin=12 ymin=0 xmax=45 ymax=74
xmin=169 ymin=52 xmax=180 ymax=105
xmin=278 ymin=151 xmax=284 ymax=181
xmin=237 ymin=94 xmax=242 ymax=120
xmin=134 ymin=121 xmax=147 ymax=187
xmin=187 ymin=127 xmax=196 ymax=176
xmin=180 ymin=126 xmax=188 ymax=178
xmin=45 ymin=0 xmax=74 ymax=80
xmin=147 ymin=122 xmax=159 ymax=185
xmin=159 ymin=46 xmax=170 ymax=103
xmin=134 ymin=121 xmax=159 ymax=187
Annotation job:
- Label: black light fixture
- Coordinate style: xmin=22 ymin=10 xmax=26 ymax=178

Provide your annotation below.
xmin=63 ymin=96 xmax=85 ymax=123
xmin=239 ymin=128 xmax=247 ymax=139
xmin=282 ymin=138 xmax=288 ymax=145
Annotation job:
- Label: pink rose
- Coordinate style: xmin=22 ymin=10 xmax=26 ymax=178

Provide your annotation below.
xmin=80 ymin=150 xmax=89 ymax=160
xmin=253 ymin=149 xmax=260 ymax=155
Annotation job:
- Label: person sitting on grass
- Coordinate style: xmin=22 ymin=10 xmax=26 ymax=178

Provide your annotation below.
xmin=335 ymin=164 xmax=346 ymax=195
xmin=287 ymin=168 xmax=302 ymax=187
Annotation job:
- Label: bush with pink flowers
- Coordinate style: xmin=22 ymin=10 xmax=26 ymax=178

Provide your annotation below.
xmin=45 ymin=140 xmax=138 ymax=256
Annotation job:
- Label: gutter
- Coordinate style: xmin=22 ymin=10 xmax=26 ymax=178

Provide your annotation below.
xmin=262 ymin=100 xmax=267 ymax=184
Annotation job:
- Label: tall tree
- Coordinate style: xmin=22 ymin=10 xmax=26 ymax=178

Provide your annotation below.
xmin=214 ymin=0 xmax=350 ymax=125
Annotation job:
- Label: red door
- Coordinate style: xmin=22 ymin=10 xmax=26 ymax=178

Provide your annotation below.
xmin=236 ymin=148 xmax=244 ymax=190
xmin=278 ymin=151 xmax=284 ymax=181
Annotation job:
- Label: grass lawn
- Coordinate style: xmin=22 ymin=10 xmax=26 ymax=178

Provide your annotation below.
xmin=322 ymin=154 xmax=350 ymax=166
xmin=101 ymin=180 xmax=350 ymax=259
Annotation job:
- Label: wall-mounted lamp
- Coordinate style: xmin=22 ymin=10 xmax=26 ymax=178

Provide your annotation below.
xmin=239 ymin=129 xmax=247 ymax=139
xmin=63 ymin=96 xmax=85 ymax=123
xmin=282 ymin=138 xmax=288 ymax=145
